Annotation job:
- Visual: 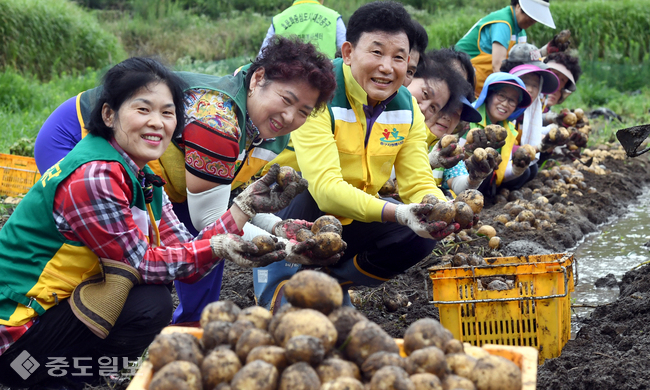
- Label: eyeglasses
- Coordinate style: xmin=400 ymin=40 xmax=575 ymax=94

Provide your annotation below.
xmin=493 ymin=92 xmax=519 ymax=108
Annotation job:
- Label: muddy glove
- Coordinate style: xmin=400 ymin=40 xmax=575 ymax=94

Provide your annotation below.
xmin=465 ymin=128 xmax=506 ymax=153
xmin=278 ymin=237 xmax=345 ymax=266
xmin=429 ymin=141 xmax=464 ymax=169
xmin=569 ymin=131 xmax=589 ymax=148
xmin=512 ymin=147 xmax=533 ymax=177
xmin=539 ymin=125 xmax=570 ymax=152
xmin=465 ymin=148 xmax=501 ymax=185
xmin=210 ymin=234 xmax=286 ymax=268
xmin=395 ymin=203 xmax=458 ymax=240
xmin=541 ymin=30 xmax=571 ymax=56
xmin=232 ymin=164 xmax=308 ymax=219
xmin=272 ymin=219 xmax=314 ymax=241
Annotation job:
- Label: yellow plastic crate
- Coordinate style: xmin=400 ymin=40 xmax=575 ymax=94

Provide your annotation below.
xmin=429 ymin=253 xmax=575 ymax=364
xmin=0 ymin=154 xmax=41 ymax=197
xmin=129 ymin=328 xmax=538 ymax=390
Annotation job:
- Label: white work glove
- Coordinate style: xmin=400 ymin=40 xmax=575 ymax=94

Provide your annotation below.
xmin=272 ymin=219 xmax=314 ymax=240
xmin=277 ymin=237 xmax=345 ymax=266
xmin=232 ymin=164 xmax=308 ymax=219
xmin=210 ymin=234 xmax=285 ymax=268
xmin=428 ymin=141 xmax=464 ymax=169
xmin=395 ymin=203 xmax=458 ymax=240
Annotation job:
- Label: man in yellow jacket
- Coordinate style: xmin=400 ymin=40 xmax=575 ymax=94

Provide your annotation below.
xmin=254 ymin=1 xmax=465 ymax=311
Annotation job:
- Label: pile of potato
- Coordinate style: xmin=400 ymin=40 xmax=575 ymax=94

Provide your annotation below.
xmin=554 ymin=108 xmax=591 ymax=151
xmin=146 ymin=270 xmax=523 ymax=390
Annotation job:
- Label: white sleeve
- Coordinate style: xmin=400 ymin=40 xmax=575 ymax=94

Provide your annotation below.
xmin=258 ymin=24 xmax=276 ymax=58
xmin=242 ymin=222 xmax=272 ymax=240
xmin=336 ymin=17 xmax=347 ymax=49
xmin=186 ymin=185 xmax=231 ymax=231
xmin=450 ymin=175 xmax=479 ymax=194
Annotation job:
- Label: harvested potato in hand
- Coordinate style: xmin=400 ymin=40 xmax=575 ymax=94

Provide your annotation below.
xmin=150 ymin=360 xmax=202 ymax=390
xmin=284 ymin=270 xmax=343 ymax=315
xmin=312 ymin=232 xmax=345 ymax=258
xmin=421 ymin=193 xmax=440 ymax=205
xmin=276 ymin=166 xmax=301 ymax=189
xmin=427 ymin=202 xmax=456 ymax=224
xmin=454 ymin=202 xmax=474 ymax=229
xmin=296 ymin=228 xmax=315 ymax=242
xmin=312 ymin=215 xmax=343 ymax=235
xmin=252 ymin=236 xmax=277 ymax=255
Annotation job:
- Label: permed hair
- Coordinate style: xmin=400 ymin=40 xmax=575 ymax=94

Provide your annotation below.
xmin=414 ymin=58 xmax=473 ymax=115
xmin=248 ymin=36 xmax=336 ymax=113
xmin=430 ymin=47 xmax=477 ymax=100
xmin=87 ymin=57 xmax=187 ymax=140
xmin=346 ymin=1 xmax=415 ymax=51
xmin=544 ymin=51 xmax=582 ymax=83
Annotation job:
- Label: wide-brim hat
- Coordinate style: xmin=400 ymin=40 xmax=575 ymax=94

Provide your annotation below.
xmin=520 ymin=0 xmax=555 ymax=29
xmin=487 ymin=81 xmax=533 ymax=109
xmin=459 ymin=95 xmax=482 ymax=123
xmin=70 ymin=259 xmax=142 ymax=339
xmin=544 ymin=61 xmax=577 ymax=92
xmin=509 ymin=64 xmax=560 ymax=95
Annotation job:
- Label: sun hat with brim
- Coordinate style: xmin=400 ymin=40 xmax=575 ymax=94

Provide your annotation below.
xmin=460 ymin=95 xmax=482 ymax=123
xmin=519 ymin=0 xmax=555 ymax=29
xmin=509 ymin=64 xmax=560 ymax=95
xmin=508 ymin=43 xmax=546 ymax=68
xmin=488 ymin=81 xmax=533 ymax=109
xmin=70 ymin=259 xmax=142 ymax=339
xmin=544 ymin=61 xmax=577 ymax=92
xmin=473 ymin=72 xmax=532 ymax=121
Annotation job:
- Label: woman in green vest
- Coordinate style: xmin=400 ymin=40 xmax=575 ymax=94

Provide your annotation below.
xmin=0 ymin=57 xmax=302 ymax=388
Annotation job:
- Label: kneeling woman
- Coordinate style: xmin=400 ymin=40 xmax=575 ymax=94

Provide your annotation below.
xmin=0 ymin=58 xmax=293 ymax=389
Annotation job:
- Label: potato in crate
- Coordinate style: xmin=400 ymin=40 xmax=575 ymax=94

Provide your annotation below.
xmin=429 ymin=253 xmax=575 ymax=364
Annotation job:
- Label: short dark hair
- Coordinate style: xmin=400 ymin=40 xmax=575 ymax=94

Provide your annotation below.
xmin=544 ymin=52 xmax=582 ymax=83
xmin=87 ymin=57 xmax=187 ymax=140
xmin=414 ymin=58 xmax=472 ymax=115
xmin=500 ymin=59 xmax=525 ymax=73
xmin=411 ymin=20 xmax=429 ymax=58
xmin=248 ymin=36 xmax=336 ymax=113
xmin=430 ymin=47 xmax=476 ymax=100
xmin=511 ymin=0 xmax=519 ymax=5
xmin=346 ymin=1 xmax=415 ymax=51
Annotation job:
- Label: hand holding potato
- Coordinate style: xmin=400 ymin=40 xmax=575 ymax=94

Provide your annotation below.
xmin=465 ymin=147 xmax=501 ymax=184
xmin=465 ymin=126 xmax=506 ymax=153
xmin=233 ymin=164 xmax=308 ymax=218
xmin=428 ymin=137 xmax=464 ymax=169
xmin=569 ymin=130 xmax=588 ymax=148
xmin=395 ymin=203 xmax=458 ymax=240
xmin=280 ymin=237 xmax=346 ymax=266
xmin=512 ymin=145 xmax=535 ymax=177
xmin=272 ymin=219 xmax=314 ymax=241
xmin=210 ymin=234 xmax=286 ymax=268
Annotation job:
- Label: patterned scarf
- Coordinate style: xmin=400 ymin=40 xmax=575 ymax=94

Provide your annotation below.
xmin=137 ymin=171 xmax=166 ymax=204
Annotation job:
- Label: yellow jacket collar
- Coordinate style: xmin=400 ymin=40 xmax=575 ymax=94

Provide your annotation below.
xmin=342 ymin=63 xmax=371 ymax=107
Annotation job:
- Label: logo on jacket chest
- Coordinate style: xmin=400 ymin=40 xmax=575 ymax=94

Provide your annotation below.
xmin=379 ymin=128 xmax=405 ymax=147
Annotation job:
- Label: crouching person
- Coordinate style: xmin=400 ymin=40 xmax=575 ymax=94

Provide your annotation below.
xmin=0 ymin=58 xmax=296 ymax=389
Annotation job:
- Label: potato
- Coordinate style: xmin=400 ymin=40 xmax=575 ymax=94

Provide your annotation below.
xmin=284 ymin=270 xmax=343 ymax=315
xmin=246 ymin=345 xmax=288 ymax=371
xmin=268 ymin=304 xmax=300 ymax=337
xmin=361 ymin=351 xmax=411 ymax=380
xmin=238 ymin=306 xmax=273 ymax=330
xmin=273 ymin=309 xmax=338 ymax=351
xmin=421 ymin=194 xmax=440 ymax=205
xmin=465 ymin=128 xmax=481 ymax=144
xmin=476 ymin=225 xmax=496 ymax=239
xmin=202 ymin=349 xmax=242 ymax=390
xmin=235 ymin=328 xmax=274 ymax=363
xmin=440 ymin=135 xmax=457 ymax=148
xmin=441 ymin=374 xmax=475 ymax=390
xmin=277 ymin=166 xmax=300 ymax=189
xmin=468 ymin=355 xmax=522 ymax=390
xmin=201 ymin=300 xmax=241 ymax=327
xmin=467 ymin=254 xmax=486 ymax=267
xmin=317 ymin=358 xmax=362 ymax=383
xmin=321 ymin=377 xmax=365 ymax=390
xmin=369 ymin=366 xmax=415 ymax=390
xmin=521 ymin=145 xmax=536 ymax=160
xmin=451 ymin=253 xmax=468 ymax=267
xmin=403 ymin=318 xmax=452 ymax=355
xmin=379 ymin=179 xmax=397 ymax=195
xmin=296 ymin=229 xmax=315 ymax=242
xmin=312 ymin=232 xmax=345 ymax=258
xmin=150 ymin=360 xmax=202 ymax=390
xmin=279 ymin=362 xmax=321 ymax=390
xmin=515 ymin=210 xmax=535 ymax=224
xmin=203 ymin=320 xmax=233 ymax=351
xmin=231 ymin=360 xmax=279 ymax=390
xmin=454 ymin=190 xmax=484 ymax=214
xmin=562 ymin=112 xmax=577 ymax=127
xmin=328 ymin=306 xmax=368 ymax=347
xmin=454 ymin=202 xmax=474 ymax=229
xmin=494 ymin=214 xmax=510 ymax=224
xmin=312 ymin=215 xmax=343 ymax=235
xmin=443 ymin=339 xmax=464 ymax=355
xmin=574 ymin=108 xmax=584 ymax=121
xmin=446 ymin=353 xmax=477 ymax=378
xmin=407 ymin=347 xmax=448 ymax=378
xmin=488 ymin=237 xmax=500 ymax=249
xmin=507 ymin=204 xmax=524 ymax=217
xmin=410 ymin=373 xmax=442 ymax=390
xmin=252 ymin=236 xmax=277 ymax=255
xmin=428 ymin=202 xmax=456 ymax=224
xmin=149 ymin=333 xmax=203 ymax=371
xmin=285 ymin=335 xmax=326 ymax=366
xmin=229 ymin=320 xmax=257 ymax=348
xmin=463 ymin=345 xmax=490 ymax=360
xmin=472 ymin=148 xmax=487 ymax=162
xmin=345 ymin=321 xmax=399 ymax=366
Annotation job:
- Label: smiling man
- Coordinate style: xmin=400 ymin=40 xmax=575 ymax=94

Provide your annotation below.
xmin=254 ymin=1 xmax=463 ymax=311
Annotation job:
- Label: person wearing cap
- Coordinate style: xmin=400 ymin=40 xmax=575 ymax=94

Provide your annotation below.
xmin=459 ymin=72 xmax=533 ymax=197
xmin=455 ymin=0 xmax=556 ymax=96
xmin=258 ymin=0 xmax=346 ymax=59
xmin=253 ymin=1 xmax=469 ymax=312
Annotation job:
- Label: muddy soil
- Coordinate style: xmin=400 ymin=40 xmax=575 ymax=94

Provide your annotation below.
xmin=219 ymin=153 xmax=650 ymax=390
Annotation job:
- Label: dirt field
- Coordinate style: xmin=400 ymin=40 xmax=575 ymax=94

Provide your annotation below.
xmin=219 ymin=151 xmax=650 ymax=390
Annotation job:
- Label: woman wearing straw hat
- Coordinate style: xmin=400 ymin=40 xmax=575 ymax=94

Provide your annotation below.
xmin=0 ymin=57 xmax=313 ymax=389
